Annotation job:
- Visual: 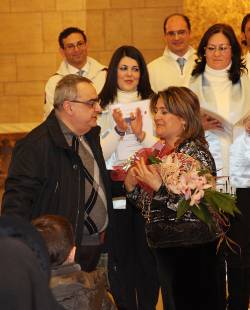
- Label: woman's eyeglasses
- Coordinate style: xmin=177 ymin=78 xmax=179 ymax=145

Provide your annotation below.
xmin=205 ymin=44 xmax=231 ymax=53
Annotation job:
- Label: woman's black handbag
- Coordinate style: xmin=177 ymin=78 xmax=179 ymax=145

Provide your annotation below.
xmin=144 ymin=208 xmax=218 ymax=248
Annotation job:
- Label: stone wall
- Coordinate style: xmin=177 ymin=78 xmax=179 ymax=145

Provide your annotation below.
xmin=86 ymin=0 xmax=183 ymax=65
xmin=0 ymin=0 xmax=183 ymax=123
xmin=184 ymin=0 xmax=250 ymax=49
xmin=1 ymin=1 xmax=250 ymax=124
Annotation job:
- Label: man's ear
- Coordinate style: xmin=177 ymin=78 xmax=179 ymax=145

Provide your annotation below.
xmin=64 ymin=246 xmax=76 ymax=265
xmin=59 ymin=47 xmax=66 ymax=59
xmin=67 ymin=246 xmax=76 ymax=263
xmin=63 ymin=100 xmax=73 ymax=114
xmin=85 ymin=42 xmax=88 ymax=51
xmin=163 ymin=33 xmax=168 ymax=45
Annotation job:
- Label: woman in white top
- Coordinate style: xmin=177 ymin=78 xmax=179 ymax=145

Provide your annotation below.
xmin=190 ymin=24 xmax=250 ymax=310
xmin=98 ymin=46 xmax=159 ymax=310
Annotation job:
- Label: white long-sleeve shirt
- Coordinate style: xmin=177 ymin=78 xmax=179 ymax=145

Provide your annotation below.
xmin=230 ymin=131 xmax=250 ymax=188
xmin=148 ymin=46 xmax=196 ymax=92
xmin=98 ymin=89 xmax=157 ymax=169
xmin=190 ymin=66 xmax=250 ymax=190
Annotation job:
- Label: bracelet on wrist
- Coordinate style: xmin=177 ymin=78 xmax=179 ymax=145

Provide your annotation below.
xmin=114 ymin=126 xmax=125 ymax=136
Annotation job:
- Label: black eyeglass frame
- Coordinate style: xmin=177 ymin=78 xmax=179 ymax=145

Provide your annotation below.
xmin=69 ymin=98 xmax=100 ymax=107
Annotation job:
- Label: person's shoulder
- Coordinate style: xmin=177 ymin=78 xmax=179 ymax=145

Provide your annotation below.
xmin=148 ymin=54 xmax=166 ymax=69
xmin=90 ymin=125 xmax=101 ymax=135
xmin=46 ymin=74 xmax=62 ymax=86
xmin=45 ymin=74 xmax=63 ymax=95
xmin=9 ymin=122 xmax=50 ymax=163
xmin=51 ymin=269 xmax=107 ymax=310
xmin=240 ymin=72 xmax=250 ymax=84
xmin=86 ymin=57 xmax=107 ymax=89
xmin=188 ymin=48 xmax=197 ymax=62
xmin=85 ymin=126 xmax=101 ymax=143
xmin=179 ymin=140 xmax=209 ymax=159
xmin=180 ymin=140 xmax=216 ymax=172
xmin=51 ymin=272 xmax=83 ymax=307
xmin=188 ymin=72 xmax=201 ymax=88
xmin=45 ymin=61 xmax=68 ymax=85
xmin=87 ymin=56 xmax=107 ymax=71
xmin=16 ymin=121 xmax=50 ymax=150
xmin=51 ymin=266 xmax=106 ymax=288
xmin=188 ymin=46 xmax=196 ymax=55
xmin=77 ymin=268 xmax=106 ymax=288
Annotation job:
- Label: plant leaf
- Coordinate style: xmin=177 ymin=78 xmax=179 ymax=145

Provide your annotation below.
xmin=177 ymin=198 xmax=190 ymax=218
xmin=190 ymin=202 xmax=214 ymax=230
xmin=204 ymin=189 xmax=240 ymax=216
xmin=147 ymin=155 xmax=162 ymax=165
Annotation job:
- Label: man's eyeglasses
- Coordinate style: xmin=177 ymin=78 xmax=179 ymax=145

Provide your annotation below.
xmin=205 ymin=44 xmax=231 ymax=53
xmin=69 ymin=98 xmax=100 ymax=108
xmin=64 ymin=41 xmax=86 ymax=51
xmin=166 ymin=29 xmax=187 ymax=38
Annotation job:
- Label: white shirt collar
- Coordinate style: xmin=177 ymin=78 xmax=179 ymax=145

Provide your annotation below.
xmin=116 ymin=89 xmax=139 ymax=103
xmin=67 ymin=60 xmax=90 ymax=75
xmin=166 ymin=47 xmax=193 ymax=61
xmin=205 ymin=63 xmax=232 ymax=77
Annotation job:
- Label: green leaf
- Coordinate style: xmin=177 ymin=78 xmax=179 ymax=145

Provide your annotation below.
xmin=190 ymin=202 xmax=214 ymax=230
xmin=177 ymin=198 xmax=190 ymax=218
xmin=203 ymin=190 xmax=220 ymax=213
xmin=198 ymin=167 xmax=211 ymax=176
xmin=147 ymin=155 xmax=162 ymax=165
xmin=204 ymin=189 xmax=240 ymax=216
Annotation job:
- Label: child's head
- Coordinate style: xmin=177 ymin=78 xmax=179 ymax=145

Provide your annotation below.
xmin=32 ymin=215 xmax=75 ymax=267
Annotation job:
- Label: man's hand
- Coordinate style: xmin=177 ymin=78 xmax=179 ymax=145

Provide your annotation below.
xmin=202 ymin=114 xmax=223 ymax=131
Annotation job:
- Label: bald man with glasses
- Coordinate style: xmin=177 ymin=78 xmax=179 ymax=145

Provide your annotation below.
xmin=148 ymin=13 xmax=196 ymax=92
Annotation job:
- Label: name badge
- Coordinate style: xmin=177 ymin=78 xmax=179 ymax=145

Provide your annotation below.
xmin=112 ymin=197 xmax=126 ymax=209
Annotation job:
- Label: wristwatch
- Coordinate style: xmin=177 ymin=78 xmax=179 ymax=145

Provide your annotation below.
xmin=114 ymin=126 xmax=125 ymax=136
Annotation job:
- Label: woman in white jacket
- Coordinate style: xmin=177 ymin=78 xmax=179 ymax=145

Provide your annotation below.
xmin=98 ymin=46 xmax=159 ymax=310
xmin=190 ymin=24 xmax=250 ymax=310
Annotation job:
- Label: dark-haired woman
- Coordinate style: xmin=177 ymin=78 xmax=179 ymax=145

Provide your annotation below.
xmin=98 ymin=45 xmax=159 ymax=310
xmin=190 ymin=23 xmax=250 ymax=310
xmin=125 ymin=86 xmax=219 ymax=310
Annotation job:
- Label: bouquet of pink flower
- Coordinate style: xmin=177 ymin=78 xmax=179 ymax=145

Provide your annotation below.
xmin=158 ymin=153 xmax=240 ymax=228
xmin=158 ymin=152 xmax=240 ymax=250
xmin=123 ymin=147 xmax=240 ymax=250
